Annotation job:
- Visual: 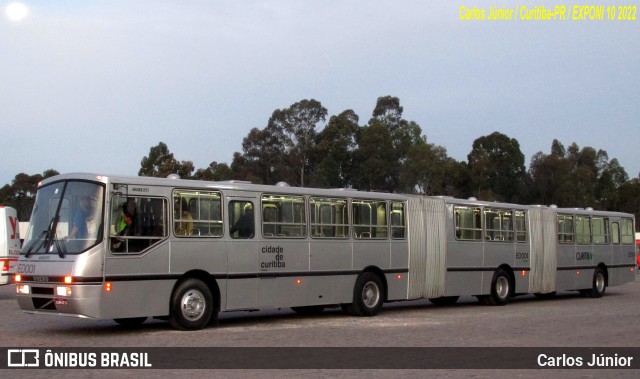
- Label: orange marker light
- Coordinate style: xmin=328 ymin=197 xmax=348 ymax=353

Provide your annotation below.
xmin=295 ymin=279 xmax=302 ymax=285
xmin=104 ymin=282 xmax=112 ymax=292
xmin=64 ymin=276 xmax=73 ymax=284
xmin=396 ymin=274 xmax=403 ymax=279
xmin=14 ymin=274 xmax=22 ymax=282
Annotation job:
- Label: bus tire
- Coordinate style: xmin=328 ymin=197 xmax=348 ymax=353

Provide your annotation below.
xmin=484 ymin=268 xmax=512 ymax=306
xmin=169 ymin=278 xmax=213 ymax=330
xmin=429 ymin=296 xmax=459 ymax=306
xmin=344 ymin=272 xmax=384 ymax=317
xmin=113 ymin=317 xmax=147 ymax=327
xmin=585 ymin=267 xmax=607 ymax=298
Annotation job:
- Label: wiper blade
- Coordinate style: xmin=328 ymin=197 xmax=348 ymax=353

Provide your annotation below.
xmin=53 ymin=231 xmax=67 ymax=258
xmin=24 ymin=230 xmax=47 ymax=258
xmin=25 ymin=217 xmax=57 ymax=258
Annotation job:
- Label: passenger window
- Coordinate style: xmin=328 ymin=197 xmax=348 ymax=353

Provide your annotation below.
xmin=611 ymin=222 xmax=620 ymax=245
xmin=591 ymin=217 xmax=609 ymax=244
xmin=261 ymin=195 xmax=306 ymax=238
xmin=352 ymin=200 xmax=387 ymax=239
xmin=557 ymin=214 xmax=574 ymax=244
xmin=515 ymin=211 xmax=527 ymax=242
xmin=173 ymin=190 xmax=223 ymax=237
xmin=576 ymin=216 xmax=591 ymax=244
xmin=310 ymin=197 xmax=348 ymax=238
xmin=229 ymin=201 xmax=254 ymax=239
xmin=110 ymin=196 xmax=167 ymax=254
xmin=454 ymin=206 xmax=482 ymax=241
xmin=484 ymin=208 xmax=514 ymax=242
xmin=621 ymin=218 xmax=634 ymax=244
xmin=390 ymin=202 xmax=406 ymax=239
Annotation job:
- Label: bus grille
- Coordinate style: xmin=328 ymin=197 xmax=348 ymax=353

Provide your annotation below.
xmin=32 ymin=297 xmax=57 ymax=310
xmin=31 ymin=287 xmax=54 ymax=295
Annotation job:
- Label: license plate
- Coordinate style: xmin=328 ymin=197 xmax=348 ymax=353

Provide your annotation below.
xmin=54 ymin=299 xmax=68 ymax=306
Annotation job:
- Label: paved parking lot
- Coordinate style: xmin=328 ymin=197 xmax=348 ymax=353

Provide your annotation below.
xmin=1 ymin=274 xmax=638 ymax=377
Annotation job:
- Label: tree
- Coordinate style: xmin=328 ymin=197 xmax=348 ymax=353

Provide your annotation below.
xmin=351 ymin=122 xmax=396 ymax=192
xmin=618 ymin=178 xmax=640 ymax=227
xmin=467 ymin=132 xmax=528 ymax=202
xmin=139 ymin=142 xmax=194 ymax=178
xmin=236 ymin=126 xmax=289 ymax=184
xmin=351 ymin=96 xmax=425 ymax=192
xmin=193 ymin=161 xmax=232 ymax=181
xmin=529 ymin=140 xmax=630 ymax=210
xmin=399 ymin=139 xmax=466 ymax=196
xmin=267 ymin=99 xmax=328 ymax=186
xmin=0 ymin=170 xmax=59 ymax=221
xmin=311 ymin=109 xmax=359 ymax=188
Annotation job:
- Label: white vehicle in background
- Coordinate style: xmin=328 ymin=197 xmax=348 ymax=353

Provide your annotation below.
xmin=0 ymin=206 xmax=20 ymax=285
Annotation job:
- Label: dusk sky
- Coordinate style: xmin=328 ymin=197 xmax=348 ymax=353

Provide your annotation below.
xmin=2 ymin=1 xmax=638 ymax=187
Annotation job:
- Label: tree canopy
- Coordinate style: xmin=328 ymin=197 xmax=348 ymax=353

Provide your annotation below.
xmin=3 ymin=96 xmax=639 ymax=227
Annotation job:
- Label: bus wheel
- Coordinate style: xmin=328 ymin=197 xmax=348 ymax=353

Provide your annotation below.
xmin=484 ymin=269 xmax=512 ymax=306
xmin=344 ymin=272 xmax=384 ymax=317
xmin=429 ymin=296 xmax=459 ymax=306
xmin=585 ymin=268 xmax=607 ymax=298
xmin=169 ymin=278 xmax=213 ymax=330
xmin=113 ymin=317 xmax=147 ymax=327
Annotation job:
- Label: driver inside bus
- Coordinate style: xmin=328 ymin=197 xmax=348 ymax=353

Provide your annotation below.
xmin=69 ymin=196 xmax=97 ymax=239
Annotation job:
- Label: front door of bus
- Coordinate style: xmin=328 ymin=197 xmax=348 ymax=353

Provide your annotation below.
xmin=225 ymin=197 xmax=258 ymax=310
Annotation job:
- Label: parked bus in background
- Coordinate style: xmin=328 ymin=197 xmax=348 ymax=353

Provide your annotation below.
xmin=13 ymin=173 xmax=637 ymax=330
xmin=0 ymin=206 xmax=20 ymax=285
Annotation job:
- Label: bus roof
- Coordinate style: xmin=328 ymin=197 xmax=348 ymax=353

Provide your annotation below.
xmin=37 ymin=173 xmax=636 ymax=219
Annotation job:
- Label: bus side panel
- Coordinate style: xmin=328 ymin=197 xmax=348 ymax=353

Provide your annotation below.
xmin=389 ymin=240 xmax=409 ymax=301
xmin=104 ymin=242 xmax=172 ymax=317
xmin=309 ymin=240 xmax=352 ymax=271
xmin=258 ymin=275 xmax=343 ymax=308
xmin=259 ymin=240 xmax=309 ymax=272
xmin=446 ymin=240 xmax=483 ymax=296
xmin=353 ymin=240 xmax=388 ymax=270
xmin=225 ymin=240 xmax=257 ymax=310
xmin=555 ymin=244 xmax=576 ymax=291
xmin=170 ymin=239 xmax=227 ymax=274
xmin=385 ymin=272 xmax=408 ymax=300
xmin=482 ymin=242 xmax=515 ymax=270
xmin=101 ymin=280 xmax=175 ymax=318
xmin=445 ymin=271 xmax=483 ymax=296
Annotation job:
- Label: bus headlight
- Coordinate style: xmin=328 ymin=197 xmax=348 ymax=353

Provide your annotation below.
xmin=56 ymin=286 xmax=72 ymax=297
xmin=56 ymin=286 xmax=71 ymax=296
xmin=16 ymin=284 xmax=30 ymax=295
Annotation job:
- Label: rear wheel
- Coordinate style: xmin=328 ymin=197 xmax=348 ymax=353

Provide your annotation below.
xmin=342 ymin=272 xmax=384 ymax=317
xmin=169 ymin=278 xmax=214 ymax=330
xmin=483 ymin=269 xmax=512 ymax=306
xmin=583 ymin=267 xmax=607 ymax=298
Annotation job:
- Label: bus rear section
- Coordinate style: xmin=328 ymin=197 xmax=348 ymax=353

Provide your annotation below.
xmin=0 ymin=206 xmax=20 ymax=285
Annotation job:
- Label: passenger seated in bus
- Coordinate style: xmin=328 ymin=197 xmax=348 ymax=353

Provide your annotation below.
xmin=176 ymin=210 xmax=193 ymax=236
xmin=112 ymin=201 xmax=134 ymax=250
xmin=230 ymin=205 xmax=254 ymax=238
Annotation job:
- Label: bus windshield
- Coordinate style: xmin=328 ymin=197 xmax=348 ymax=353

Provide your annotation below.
xmin=22 ymin=180 xmax=104 ymax=256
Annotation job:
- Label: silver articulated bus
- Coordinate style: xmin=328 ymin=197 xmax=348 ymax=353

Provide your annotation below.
xmin=14 ymin=173 xmax=637 ymax=330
